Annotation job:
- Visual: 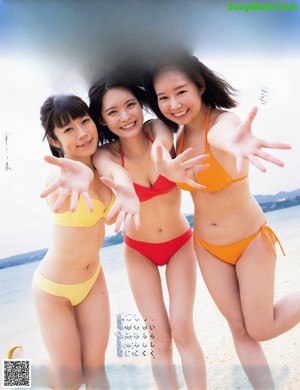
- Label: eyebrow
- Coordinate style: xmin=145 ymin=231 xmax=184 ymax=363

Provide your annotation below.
xmin=104 ymin=98 xmax=137 ymax=113
xmin=156 ymin=83 xmax=189 ymax=97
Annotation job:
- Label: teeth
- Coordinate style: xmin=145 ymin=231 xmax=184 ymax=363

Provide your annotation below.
xmin=121 ymin=122 xmax=135 ymax=129
xmin=173 ymin=110 xmax=187 ymax=117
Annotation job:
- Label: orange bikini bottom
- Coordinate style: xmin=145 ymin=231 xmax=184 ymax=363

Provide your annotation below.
xmin=194 ymin=223 xmax=285 ymax=265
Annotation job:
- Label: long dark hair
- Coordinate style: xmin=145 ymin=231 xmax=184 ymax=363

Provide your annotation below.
xmin=40 ymin=95 xmax=94 ymax=157
xmin=89 ymin=69 xmax=147 ymax=143
xmin=143 ymin=50 xmax=238 ymax=132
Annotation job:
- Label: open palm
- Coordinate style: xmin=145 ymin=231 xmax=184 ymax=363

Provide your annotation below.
xmin=227 ymin=107 xmax=291 ymax=172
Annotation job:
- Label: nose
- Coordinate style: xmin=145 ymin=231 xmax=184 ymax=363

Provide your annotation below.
xmin=120 ymin=108 xmax=130 ymax=121
xmin=76 ymin=124 xmax=87 ymax=138
xmin=169 ymin=96 xmax=180 ymax=110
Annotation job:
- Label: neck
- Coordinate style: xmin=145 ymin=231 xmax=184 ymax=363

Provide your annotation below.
xmin=185 ymin=104 xmax=209 ymax=133
xmin=119 ymin=130 xmax=150 ymax=159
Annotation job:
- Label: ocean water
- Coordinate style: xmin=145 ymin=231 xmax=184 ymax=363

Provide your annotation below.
xmin=1 ymin=205 xmax=300 ymax=341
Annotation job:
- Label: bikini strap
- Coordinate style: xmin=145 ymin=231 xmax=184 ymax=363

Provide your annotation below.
xmin=261 ymin=224 xmax=286 ymax=257
xmin=177 ymin=128 xmax=185 ymax=155
xmin=119 ymin=131 xmax=153 ymax=168
xmin=177 ymin=106 xmax=211 ymax=155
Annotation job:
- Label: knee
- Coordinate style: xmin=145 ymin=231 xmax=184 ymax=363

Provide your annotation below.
xmin=171 ymin=322 xmax=195 ymax=348
xmin=228 ymin=317 xmax=249 ymax=340
xmin=244 ymin=321 xmax=271 ymax=342
xmin=229 ymin=317 xmax=270 ymax=342
xmin=152 ymin=331 xmax=173 ymax=353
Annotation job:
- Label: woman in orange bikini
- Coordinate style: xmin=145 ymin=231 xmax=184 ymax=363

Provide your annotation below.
xmin=144 ymin=50 xmax=300 ymax=389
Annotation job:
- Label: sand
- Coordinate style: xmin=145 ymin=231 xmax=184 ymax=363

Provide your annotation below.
xmin=1 ymin=236 xmax=299 ymax=390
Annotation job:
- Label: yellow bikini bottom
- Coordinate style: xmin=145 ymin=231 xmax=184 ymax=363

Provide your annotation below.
xmin=32 ymin=264 xmax=101 ymax=306
xmin=194 ymin=223 xmax=285 ymax=265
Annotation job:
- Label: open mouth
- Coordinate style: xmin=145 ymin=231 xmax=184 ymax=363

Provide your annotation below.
xmin=120 ymin=121 xmax=136 ymax=130
xmin=172 ymin=109 xmax=188 ymax=119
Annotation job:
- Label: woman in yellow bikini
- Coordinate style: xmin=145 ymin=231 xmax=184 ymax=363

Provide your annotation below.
xmin=144 ymin=50 xmax=300 ymax=389
xmin=9 ymin=95 xmax=138 ymax=390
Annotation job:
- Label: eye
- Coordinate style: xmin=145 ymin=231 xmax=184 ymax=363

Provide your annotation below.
xmin=128 ymin=101 xmax=136 ymax=108
xmin=107 ymin=109 xmax=117 ymax=116
xmin=64 ymin=127 xmax=72 ymax=133
xmin=82 ymin=117 xmax=90 ymax=124
xmin=158 ymin=96 xmax=168 ymax=101
xmin=177 ymin=90 xmax=186 ymax=95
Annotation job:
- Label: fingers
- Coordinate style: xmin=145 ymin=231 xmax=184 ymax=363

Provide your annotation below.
xmin=180 ymin=154 xmax=209 ymax=169
xmin=261 ymin=140 xmax=292 ymax=150
xmin=100 ymin=176 xmax=119 ymax=191
xmin=69 ymin=191 xmax=79 ymax=212
xmin=256 ymin=150 xmax=285 ymax=167
xmin=186 ymin=179 xmax=206 ymax=190
xmin=43 ymin=155 xmax=62 ymax=167
xmin=106 ymin=201 xmax=119 ymax=221
xmin=244 ymin=106 xmax=258 ymax=129
xmin=40 ymin=181 xmax=61 ymax=198
xmin=175 ymin=147 xmax=194 ymax=162
xmin=248 ymin=155 xmax=267 ymax=173
xmin=236 ymin=156 xmax=245 ymax=173
xmin=133 ymin=214 xmax=140 ymax=230
xmin=82 ymin=192 xmax=94 ymax=212
xmin=52 ymin=189 xmax=70 ymax=212
xmin=114 ymin=210 xmax=126 ymax=233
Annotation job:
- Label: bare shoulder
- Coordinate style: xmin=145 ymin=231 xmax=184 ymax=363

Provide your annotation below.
xmin=214 ymin=109 xmax=241 ymax=127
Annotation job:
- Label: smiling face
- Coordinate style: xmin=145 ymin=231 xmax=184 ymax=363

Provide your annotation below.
xmin=100 ymin=87 xmax=144 ymax=139
xmin=50 ymin=115 xmax=98 ymax=161
xmin=154 ymin=67 xmax=204 ymax=126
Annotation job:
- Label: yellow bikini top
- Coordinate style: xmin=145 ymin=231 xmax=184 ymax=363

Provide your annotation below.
xmin=176 ymin=107 xmax=248 ymax=192
xmin=51 ymin=194 xmax=115 ymax=227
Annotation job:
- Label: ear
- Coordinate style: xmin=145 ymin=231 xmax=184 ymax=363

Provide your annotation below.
xmin=48 ymin=137 xmax=61 ymax=149
xmin=199 ymin=86 xmax=206 ymax=95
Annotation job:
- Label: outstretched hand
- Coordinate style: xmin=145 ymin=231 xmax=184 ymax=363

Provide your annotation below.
xmin=100 ymin=176 xmax=140 ymax=234
xmin=227 ymin=106 xmax=291 ymax=173
xmin=155 ymin=143 xmax=209 ymax=189
xmin=40 ymin=155 xmax=94 ymax=212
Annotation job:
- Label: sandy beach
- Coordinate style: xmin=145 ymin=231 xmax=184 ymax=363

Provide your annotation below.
xmin=1 ymin=233 xmax=299 ymax=389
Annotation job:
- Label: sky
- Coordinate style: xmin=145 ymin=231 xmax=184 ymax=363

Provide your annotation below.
xmin=0 ymin=0 xmax=299 ymax=258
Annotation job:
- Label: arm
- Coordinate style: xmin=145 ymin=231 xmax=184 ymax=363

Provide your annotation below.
xmin=93 ymin=147 xmax=140 ymax=233
xmin=208 ymin=107 xmax=291 ymax=172
xmin=149 ymin=119 xmax=209 ymax=188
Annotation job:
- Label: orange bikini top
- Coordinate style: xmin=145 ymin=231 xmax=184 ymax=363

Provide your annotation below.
xmin=176 ymin=107 xmax=248 ymax=192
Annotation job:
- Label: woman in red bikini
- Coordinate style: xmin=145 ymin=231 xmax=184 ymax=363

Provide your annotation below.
xmin=144 ymin=50 xmax=300 ymax=389
xmin=87 ymin=74 xmax=208 ymax=389
xmin=40 ymin=75 xmax=209 ymax=388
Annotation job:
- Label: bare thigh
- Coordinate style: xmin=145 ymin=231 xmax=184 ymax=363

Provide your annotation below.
xmin=74 ymin=268 xmax=110 ymax=366
xmin=195 ymin=242 xmax=246 ymax=329
xmin=32 ymin=287 xmax=83 ymax=386
xmin=124 ymin=245 xmax=171 ymax=339
xmin=236 ymin=231 xmax=276 ymax=334
xmin=166 ymin=238 xmax=197 ymax=332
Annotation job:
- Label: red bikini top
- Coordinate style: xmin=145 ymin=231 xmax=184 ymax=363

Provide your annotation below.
xmin=119 ymin=132 xmax=176 ymax=202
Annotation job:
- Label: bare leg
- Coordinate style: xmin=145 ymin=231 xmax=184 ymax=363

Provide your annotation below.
xmin=166 ymin=238 xmax=207 ymax=389
xmin=238 ymin=232 xmax=300 ymax=341
xmin=32 ymin=287 xmax=83 ymax=390
xmin=74 ymin=268 xmax=110 ymax=390
xmin=124 ymin=245 xmax=179 ymax=390
xmin=196 ymin=243 xmax=274 ymax=390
